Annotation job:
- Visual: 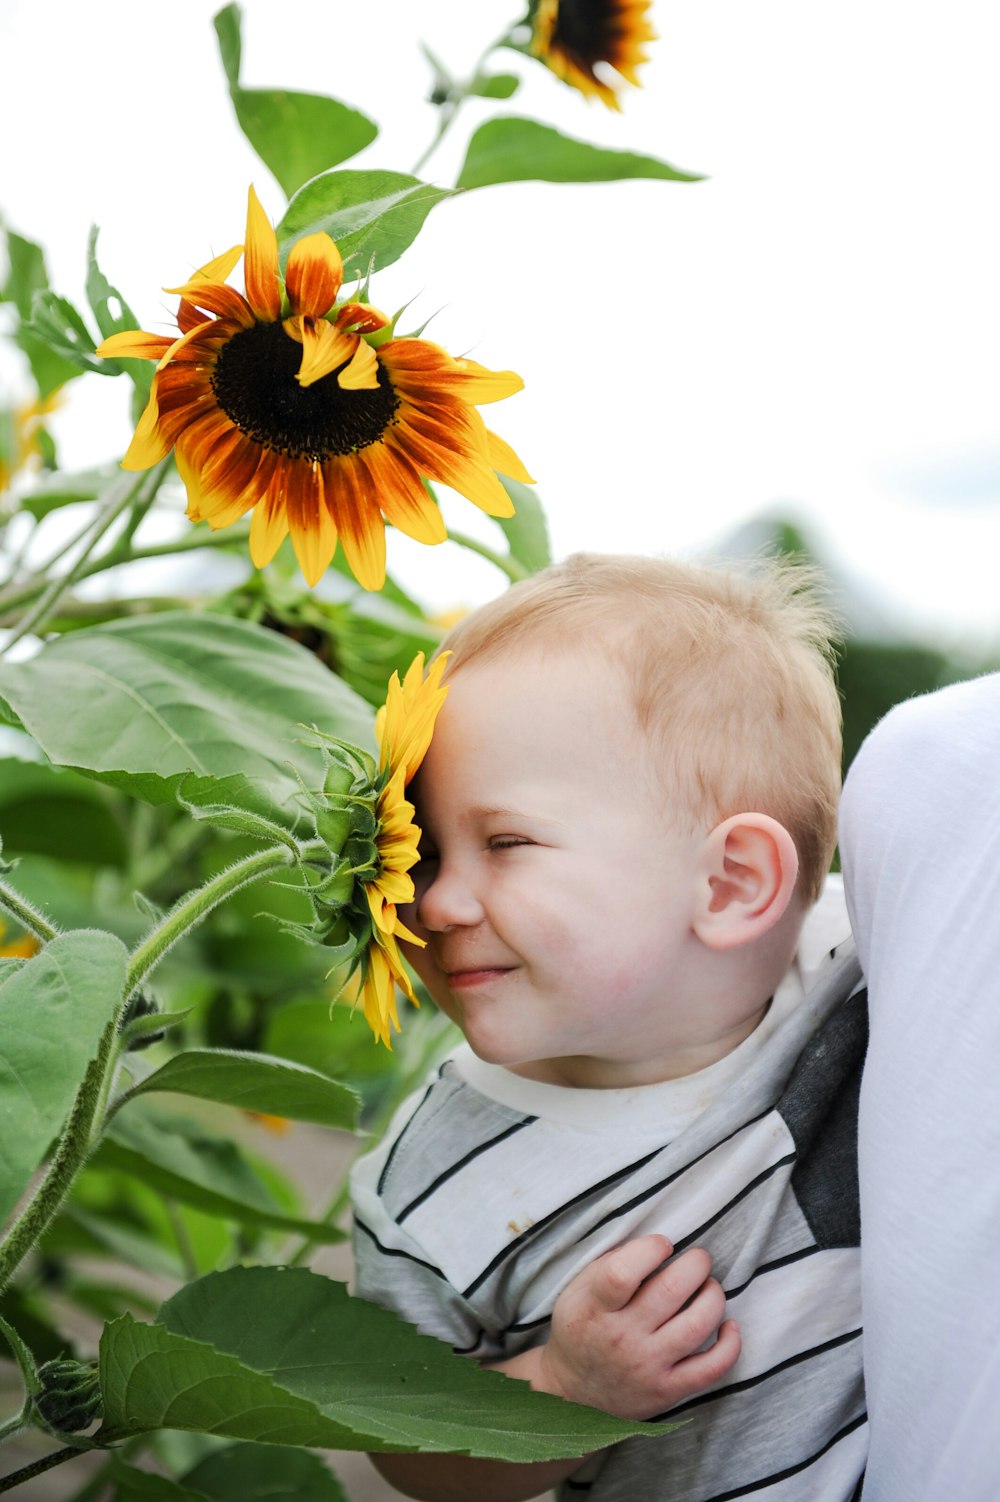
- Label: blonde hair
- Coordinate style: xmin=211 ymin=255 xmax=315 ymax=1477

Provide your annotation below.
xmin=437 ymin=553 xmax=842 ymax=904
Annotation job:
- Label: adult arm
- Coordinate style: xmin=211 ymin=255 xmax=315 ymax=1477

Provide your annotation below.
xmin=840 ymin=674 xmax=1000 ymax=1502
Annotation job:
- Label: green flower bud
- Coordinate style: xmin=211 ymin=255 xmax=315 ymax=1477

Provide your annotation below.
xmin=33 ymin=1358 xmax=102 ymax=1432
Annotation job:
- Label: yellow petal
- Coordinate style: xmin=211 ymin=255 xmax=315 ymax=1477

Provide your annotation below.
xmin=382 ymin=340 xmax=524 ymax=405
xmin=375 ymin=449 xmax=448 ymax=544
xmin=325 ymin=451 xmax=387 ymax=591
xmin=162 ymin=280 xmax=255 ymax=326
xmin=286 ymin=232 xmax=343 ymax=319
xmin=96 ymin=330 xmax=175 ymax=362
xmin=336 ymin=338 xmax=379 ymax=391
xmin=244 ymin=185 xmax=281 ymax=322
xmin=485 ymin=427 xmax=535 ymax=484
xmin=249 ymin=488 xmax=290 ymax=568
xmin=122 ymin=385 xmax=171 ymax=470
xmin=287 ymin=461 xmax=337 ymax=586
xmin=291 ymin=317 xmax=358 ymax=388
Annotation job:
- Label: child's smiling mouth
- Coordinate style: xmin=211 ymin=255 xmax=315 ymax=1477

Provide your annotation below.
xmin=445 ymin=966 xmax=517 ymax=989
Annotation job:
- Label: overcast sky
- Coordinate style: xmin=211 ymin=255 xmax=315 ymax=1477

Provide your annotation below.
xmin=2 ymin=0 xmax=999 ymax=649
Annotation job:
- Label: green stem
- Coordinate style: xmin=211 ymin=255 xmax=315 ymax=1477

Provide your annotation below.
xmin=411 ymin=26 xmax=519 ymax=177
xmin=0 ymin=1046 xmax=110 ymax=1295
xmin=0 ymin=466 xmax=163 ymax=656
xmin=0 ymin=841 xmax=297 ymax=1293
xmin=0 ymin=883 xmax=59 ymax=944
xmin=0 ymin=474 xmax=234 ymax=627
xmin=125 ymin=841 xmax=296 ymax=998
xmin=0 ymin=523 xmax=251 ymax=625
xmin=412 ymin=100 xmax=463 ymax=177
xmin=0 ymin=1412 xmax=29 ymax=1446
xmin=0 ymin=1446 xmax=82 ymax=1494
xmin=446 ymin=528 xmax=528 ymax=582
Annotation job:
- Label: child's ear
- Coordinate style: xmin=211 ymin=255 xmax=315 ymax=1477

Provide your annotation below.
xmin=692 ymin=813 xmax=799 ymax=951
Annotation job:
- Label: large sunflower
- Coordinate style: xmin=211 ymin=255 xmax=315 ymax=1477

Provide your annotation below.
xmin=529 ymin=0 xmax=656 ymax=109
xmin=355 ymin=651 xmax=449 ymax=1046
xmin=97 ymin=188 xmax=531 ymax=591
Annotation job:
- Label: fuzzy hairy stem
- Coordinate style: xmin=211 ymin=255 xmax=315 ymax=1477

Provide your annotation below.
xmin=0 ymin=841 xmax=298 ymax=1293
xmin=0 ymin=883 xmax=59 ymax=944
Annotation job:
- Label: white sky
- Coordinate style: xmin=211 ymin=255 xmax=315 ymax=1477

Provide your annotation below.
xmin=2 ymin=0 xmax=999 ymax=651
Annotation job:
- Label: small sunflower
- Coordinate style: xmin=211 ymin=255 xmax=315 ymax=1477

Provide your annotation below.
xmin=306 ymin=652 xmax=449 ymax=1047
xmin=529 ymin=0 xmax=656 ymax=110
xmin=97 ymin=188 xmax=532 ymax=591
xmin=358 ymin=651 xmax=449 ymax=1045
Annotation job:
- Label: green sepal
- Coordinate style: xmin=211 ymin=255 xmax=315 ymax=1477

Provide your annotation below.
xmin=32 ymin=1357 xmax=103 ymax=1433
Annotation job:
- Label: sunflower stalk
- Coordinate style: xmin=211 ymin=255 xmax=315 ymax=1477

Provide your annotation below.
xmin=0 ymin=1447 xmax=84 ymax=1495
xmin=124 ymin=841 xmax=298 ymax=998
xmin=0 ymin=839 xmax=306 ymax=1294
xmin=446 ymin=526 xmax=529 ymax=581
xmin=0 ymin=522 xmax=251 ymax=625
xmin=0 ymin=462 xmax=168 ymax=655
xmin=0 ymin=880 xmax=60 ymax=944
xmin=411 ymin=25 xmax=521 ymax=176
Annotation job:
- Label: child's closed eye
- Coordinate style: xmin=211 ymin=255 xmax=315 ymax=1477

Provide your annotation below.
xmin=488 ymin=835 xmax=533 ymax=851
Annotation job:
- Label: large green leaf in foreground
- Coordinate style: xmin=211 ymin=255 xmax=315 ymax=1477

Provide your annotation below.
xmin=100 ymin=1266 xmax=654 ymax=1458
xmin=0 ymin=613 xmax=373 ymax=827
xmin=0 ymin=930 xmax=127 ymax=1221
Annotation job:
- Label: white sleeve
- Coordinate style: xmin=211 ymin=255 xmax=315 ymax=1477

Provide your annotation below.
xmin=839 ymin=672 xmax=1000 ymax=1502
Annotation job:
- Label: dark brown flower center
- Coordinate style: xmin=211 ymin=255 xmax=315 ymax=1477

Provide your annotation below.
xmin=551 ymin=0 xmax=613 ymax=60
xmin=211 ymin=320 xmax=399 ymax=460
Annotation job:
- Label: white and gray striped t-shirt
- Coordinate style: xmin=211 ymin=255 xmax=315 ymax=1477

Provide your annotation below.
xmin=351 ymin=893 xmax=867 ymax=1501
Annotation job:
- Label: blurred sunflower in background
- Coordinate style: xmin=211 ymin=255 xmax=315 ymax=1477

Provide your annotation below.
xmin=0 ymin=921 xmax=39 ymax=959
xmin=528 ymin=0 xmax=656 ymax=109
xmin=97 ymin=188 xmax=531 ymax=591
xmin=0 ymin=392 xmax=60 ymax=496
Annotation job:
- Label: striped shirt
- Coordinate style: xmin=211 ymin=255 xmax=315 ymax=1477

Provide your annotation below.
xmin=351 ymin=899 xmax=867 ymax=1500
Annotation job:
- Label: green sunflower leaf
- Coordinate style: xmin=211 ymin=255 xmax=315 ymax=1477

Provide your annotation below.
xmin=106 ymin=1457 xmax=212 ymax=1501
xmin=494 ymin=476 xmax=552 ymax=576
xmin=122 ymin=1048 xmax=359 ymax=1130
xmin=470 ymin=72 xmax=521 ymax=100
xmin=213 ymin=3 xmax=243 ymax=89
xmin=0 ymin=757 xmax=129 ymax=868
xmin=278 ymin=171 xmax=454 ymax=278
xmin=0 ymin=930 xmax=127 ymax=1222
xmin=98 ymin=1266 xmax=655 ymax=1455
xmin=86 ymin=227 xmax=152 ymax=405
xmin=232 ymin=90 xmax=379 ymax=200
xmin=15 ymin=463 xmax=120 ymax=520
xmin=184 ymin=1443 xmax=348 ymax=1501
xmin=22 ymin=290 xmax=107 ymax=378
xmin=213 ymin=5 xmax=378 ymax=199
xmin=456 ymin=116 xmax=704 ymax=190
xmin=0 ymin=612 xmax=374 ymax=831
xmin=1 ymin=228 xmax=83 ymax=395
xmin=94 ymin=1103 xmax=346 ymax=1242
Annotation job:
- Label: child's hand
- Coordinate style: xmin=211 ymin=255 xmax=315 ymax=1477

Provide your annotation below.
xmin=537 ymin=1234 xmax=740 ymax=1419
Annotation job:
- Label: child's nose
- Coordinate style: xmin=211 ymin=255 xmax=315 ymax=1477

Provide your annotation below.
xmin=415 ymin=863 xmax=484 ymax=932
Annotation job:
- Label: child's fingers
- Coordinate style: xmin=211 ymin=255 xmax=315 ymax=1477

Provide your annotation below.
xmin=587 ymin=1234 xmax=674 ymax=1312
xmin=631 ymin=1244 xmax=714 ymax=1327
xmin=658 ymin=1274 xmax=729 ymax=1359
xmin=665 ymin=1317 xmax=742 ymax=1403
